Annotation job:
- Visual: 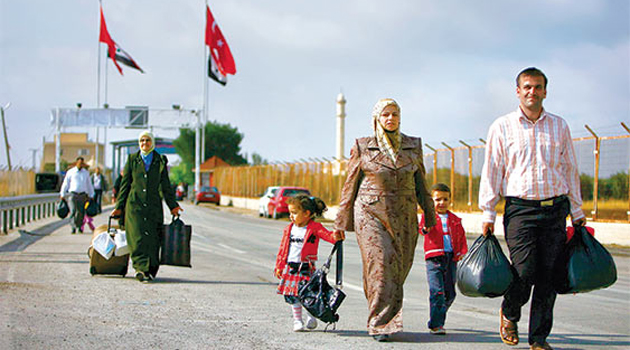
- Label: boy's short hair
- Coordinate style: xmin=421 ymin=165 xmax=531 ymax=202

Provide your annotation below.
xmin=431 ymin=183 xmax=451 ymax=194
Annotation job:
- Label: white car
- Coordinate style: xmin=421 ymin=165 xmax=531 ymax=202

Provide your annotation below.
xmin=258 ymin=186 xmax=280 ymax=218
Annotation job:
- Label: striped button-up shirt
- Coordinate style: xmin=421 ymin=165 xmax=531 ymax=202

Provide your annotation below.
xmin=478 ymin=108 xmax=585 ymax=223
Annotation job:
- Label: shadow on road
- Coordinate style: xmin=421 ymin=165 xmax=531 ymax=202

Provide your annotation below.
xmin=152 ymin=277 xmax=277 ymax=286
xmin=0 ymin=219 xmax=69 ymax=253
xmin=332 ymin=328 xmax=630 ymax=348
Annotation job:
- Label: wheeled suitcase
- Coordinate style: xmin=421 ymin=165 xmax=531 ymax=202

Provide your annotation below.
xmin=87 ymin=217 xmax=129 ymax=277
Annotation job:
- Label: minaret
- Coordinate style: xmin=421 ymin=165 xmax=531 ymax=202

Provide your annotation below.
xmin=336 ymin=92 xmax=346 ymax=161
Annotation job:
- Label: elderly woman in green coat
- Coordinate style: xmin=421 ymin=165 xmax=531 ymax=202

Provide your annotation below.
xmin=111 ymin=131 xmax=182 ymax=282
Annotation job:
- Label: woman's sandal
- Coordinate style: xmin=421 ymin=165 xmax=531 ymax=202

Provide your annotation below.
xmin=500 ymin=309 xmax=519 ymax=346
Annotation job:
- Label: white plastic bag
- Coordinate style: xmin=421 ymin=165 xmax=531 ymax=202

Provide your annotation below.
xmin=114 ymin=231 xmax=130 ymax=256
xmin=93 ymin=232 xmax=115 ymax=260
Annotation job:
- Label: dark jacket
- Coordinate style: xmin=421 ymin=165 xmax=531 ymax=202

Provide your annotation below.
xmin=115 ymin=151 xmax=178 ymax=274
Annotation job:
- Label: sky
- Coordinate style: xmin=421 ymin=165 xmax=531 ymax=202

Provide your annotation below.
xmin=0 ymin=0 xmax=628 ymax=174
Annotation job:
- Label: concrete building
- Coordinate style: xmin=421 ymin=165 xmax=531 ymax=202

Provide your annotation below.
xmin=41 ymin=133 xmax=104 ymax=172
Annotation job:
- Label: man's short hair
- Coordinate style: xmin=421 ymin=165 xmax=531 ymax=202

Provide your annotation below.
xmin=431 ymin=183 xmax=451 ymax=194
xmin=516 ymin=67 xmax=548 ymax=88
xmin=76 ymin=156 xmax=84 ymax=162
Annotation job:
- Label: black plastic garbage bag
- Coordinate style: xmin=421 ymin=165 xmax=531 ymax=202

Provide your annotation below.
xmin=85 ymin=199 xmax=98 ymax=217
xmin=457 ymin=234 xmax=513 ymax=298
xmin=554 ymin=226 xmax=617 ymax=294
xmin=57 ymin=199 xmax=69 ymax=219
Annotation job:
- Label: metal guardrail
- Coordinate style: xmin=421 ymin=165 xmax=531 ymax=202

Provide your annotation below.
xmin=0 ymin=193 xmax=59 ymax=234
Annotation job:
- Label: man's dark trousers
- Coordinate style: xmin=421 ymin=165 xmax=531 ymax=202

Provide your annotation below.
xmin=501 ymin=196 xmax=569 ymax=346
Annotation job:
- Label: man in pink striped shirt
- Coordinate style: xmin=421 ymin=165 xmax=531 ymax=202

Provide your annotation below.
xmin=479 ymin=67 xmax=586 ymax=350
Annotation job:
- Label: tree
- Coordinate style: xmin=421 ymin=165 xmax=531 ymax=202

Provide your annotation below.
xmin=169 ymin=162 xmax=193 ymax=186
xmin=173 ymin=120 xmax=248 ymax=166
xmin=250 ymin=152 xmax=268 ymax=165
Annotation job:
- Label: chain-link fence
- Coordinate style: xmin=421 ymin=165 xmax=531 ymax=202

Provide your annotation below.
xmin=215 ymin=130 xmax=630 ymax=223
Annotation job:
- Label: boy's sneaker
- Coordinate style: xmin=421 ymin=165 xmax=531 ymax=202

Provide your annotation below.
xmin=430 ymin=327 xmax=446 ymax=335
xmin=293 ymin=320 xmax=305 ymax=332
xmin=305 ymin=315 xmax=317 ymax=330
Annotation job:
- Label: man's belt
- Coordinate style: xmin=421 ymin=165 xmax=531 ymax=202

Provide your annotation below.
xmin=506 ymin=195 xmax=567 ymax=208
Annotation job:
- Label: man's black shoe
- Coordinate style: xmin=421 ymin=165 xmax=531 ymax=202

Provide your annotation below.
xmin=71 ymin=228 xmax=76 ymax=234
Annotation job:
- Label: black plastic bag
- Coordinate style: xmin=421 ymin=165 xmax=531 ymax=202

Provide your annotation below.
xmin=160 ymin=216 xmax=192 ymax=267
xmin=298 ymin=242 xmax=345 ymax=325
xmin=457 ymin=234 xmax=513 ymax=298
xmin=85 ymin=199 xmax=98 ymax=217
xmin=554 ymin=226 xmax=617 ymax=294
xmin=57 ymin=199 xmax=69 ymax=219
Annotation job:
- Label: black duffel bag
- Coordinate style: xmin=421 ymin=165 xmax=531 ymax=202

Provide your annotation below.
xmin=554 ymin=226 xmax=617 ymax=294
xmin=457 ymin=233 xmax=514 ymax=298
xmin=57 ymin=199 xmax=69 ymax=219
xmin=298 ymin=241 xmax=345 ymax=326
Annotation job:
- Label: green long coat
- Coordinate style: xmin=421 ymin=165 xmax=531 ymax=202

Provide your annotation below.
xmin=115 ymin=150 xmax=178 ymax=276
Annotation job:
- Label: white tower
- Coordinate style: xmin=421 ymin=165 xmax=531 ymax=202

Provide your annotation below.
xmin=336 ymin=93 xmax=346 ymax=161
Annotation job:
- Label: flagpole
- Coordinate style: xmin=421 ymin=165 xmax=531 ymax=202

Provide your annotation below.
xmin=97 ymin=1 xmax=102 ymax=107
xmin=201 ymin=0 xmax=209 ymax=163
xmin=104 ymin=54 xmax=109 ymax=106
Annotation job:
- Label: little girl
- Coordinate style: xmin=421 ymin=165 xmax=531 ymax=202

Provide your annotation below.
xmin=274 ymin=194 xmax=344 ymax=332
xmin=81 ymin=202 xmax=95 ymax=232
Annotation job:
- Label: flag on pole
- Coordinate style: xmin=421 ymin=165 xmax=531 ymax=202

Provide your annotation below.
xmin=99 ymin=6 xmax=143 ymax=75
xmin=208 ymin=55 xmax=227 ymax=86
xmin=205 ymin=5 xmax=236 ymax=85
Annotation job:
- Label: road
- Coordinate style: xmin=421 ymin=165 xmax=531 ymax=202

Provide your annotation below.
xmin=1 ymin=202 xmax=629 ymax=350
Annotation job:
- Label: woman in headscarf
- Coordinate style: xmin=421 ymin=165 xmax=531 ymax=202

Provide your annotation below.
xmin=334 ymin=98 xmax=436 ymax=341
xmin=111 ymin=131 xmax=182 ymax=282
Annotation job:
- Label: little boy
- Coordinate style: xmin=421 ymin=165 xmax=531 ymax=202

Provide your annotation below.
xmin=419 ymin=183 xmax=468 ymax=335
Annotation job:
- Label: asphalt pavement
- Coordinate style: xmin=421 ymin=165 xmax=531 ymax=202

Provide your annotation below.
xmin=1 ymin=202 xmax=629 ymax=350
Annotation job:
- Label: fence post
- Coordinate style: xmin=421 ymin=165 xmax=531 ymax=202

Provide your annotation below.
xmin=585 ymin=125 xmax=600 ymax=221
xmin=442 ymin=142 xmax=455 ymax=209
xmin=2 ymin=210 xmax=6 ymax=234
xmin=622 ymin=122 xmax=630 ymax=223
xmin=425 ymin=143 xmax=438 ymax=185
xmin=460 ymin=140 xmax=473 ymax=212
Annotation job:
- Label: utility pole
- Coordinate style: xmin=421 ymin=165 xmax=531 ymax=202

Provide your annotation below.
xmin=29 ymin=149 xmax=38 ymax=171
xmin=1 ymin=102 xmax=12 ymax=170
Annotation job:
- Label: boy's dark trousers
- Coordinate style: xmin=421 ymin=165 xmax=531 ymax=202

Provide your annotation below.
xmin=501 ymin=196 xmax=569 ymax=345
xmin=425 ymin=252 xmax=456 ymax=329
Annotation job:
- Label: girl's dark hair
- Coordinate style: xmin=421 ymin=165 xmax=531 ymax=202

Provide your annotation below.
xmin=287 ymin=194 xmax=327 ymax=217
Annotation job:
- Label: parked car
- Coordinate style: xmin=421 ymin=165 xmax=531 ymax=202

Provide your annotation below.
xmin=35 ymin=173 xmax=62 ymax=193
xmin=195 ymin=186 xmax=221 ymax=205
xmin=258 ymin=186 xmax=280 ymax=217
xmin=267 ymin=186 xmax=311 ymax=219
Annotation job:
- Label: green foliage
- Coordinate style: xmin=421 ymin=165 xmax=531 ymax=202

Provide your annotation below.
xmin=169 ymin=162 xmax=194 ymax=186
xmin=426 ymin=168 xmax=629 ymax=204
xmin=598 ymin=171 xmax=629 ymax=200
xmin=172 ymin=120 xmax=248 ymax=180
xmin=250 ymin=152 xmax=268 ymax=165
xmin=580 ymin=173 xmax=594 ymax=200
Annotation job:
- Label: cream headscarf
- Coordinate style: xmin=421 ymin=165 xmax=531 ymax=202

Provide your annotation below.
xmin=372 ymin=98 xmax=401 ymax=163
xmin=138 ymin=130 xmax=155 ymax=156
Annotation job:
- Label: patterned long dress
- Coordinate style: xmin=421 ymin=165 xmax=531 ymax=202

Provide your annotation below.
xmin=335 ymin=135 xmax=436 ymax=335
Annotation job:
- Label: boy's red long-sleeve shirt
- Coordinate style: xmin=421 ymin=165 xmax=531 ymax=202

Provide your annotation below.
xmin=420 ymin=211 xmax=468 ymax=261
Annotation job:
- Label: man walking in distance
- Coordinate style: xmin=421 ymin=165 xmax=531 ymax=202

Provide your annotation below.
xmin=60 ymin=157 xmax=94 ymax=234
xmin=479 ymin=67 xmax=586 ymax=350
xmin=91 ymin=167 xmax=108 ymax=214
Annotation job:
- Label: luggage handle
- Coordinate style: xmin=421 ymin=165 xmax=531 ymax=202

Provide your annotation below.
xmin=321 ymin=241 xmax=343 ymax=289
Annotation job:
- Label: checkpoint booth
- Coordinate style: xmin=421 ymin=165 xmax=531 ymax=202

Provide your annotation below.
xmin=109 ymin=137 xmax=176 ymax=179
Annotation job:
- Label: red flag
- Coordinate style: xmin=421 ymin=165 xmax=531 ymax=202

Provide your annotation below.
xmin=99 ymin=6 xmax=143 ymax=75
xmin=205 ymin=5 xmax=236 ymax=76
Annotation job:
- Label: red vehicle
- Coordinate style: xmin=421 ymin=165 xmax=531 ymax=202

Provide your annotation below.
xmin=195 ymin=186 xmax=221 ymax=205
xmin=267 ymin=186 xmax=311 ymax=219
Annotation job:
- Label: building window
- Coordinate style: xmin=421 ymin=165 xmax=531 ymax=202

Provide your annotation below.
xmin=78 ymin=149 xmax=90 ymax=156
